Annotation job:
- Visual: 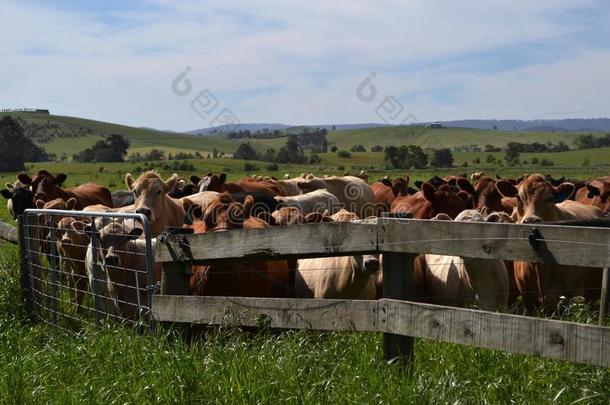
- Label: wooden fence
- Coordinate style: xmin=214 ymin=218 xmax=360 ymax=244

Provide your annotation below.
xmin=152 ymin=217 xmax=610 ymax=368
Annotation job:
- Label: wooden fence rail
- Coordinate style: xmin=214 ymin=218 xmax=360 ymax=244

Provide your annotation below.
xmin=153 ymin=217 xmax=610 ymax=368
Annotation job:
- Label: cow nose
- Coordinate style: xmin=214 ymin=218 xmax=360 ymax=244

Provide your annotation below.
xmin=105 ymin=255 xmax=119 ymax=267
xmin=363 ymin=257 xmax=380 ymax=274
xmin=522 ymin=216 xmax=542 ymax=224
xmin=136 ymin=208 xmax=152 ymax=219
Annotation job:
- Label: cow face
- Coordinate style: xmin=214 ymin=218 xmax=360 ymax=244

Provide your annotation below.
xmin=203 ymin=194 xmax=253 ymax=231
xmin=84 ymin=222 xmax=143 ymax=268
xmin=2 ymin=183 xmax=34 ymax=220
xmin=19 ymin=170 xmax=67 ymax=203
xmin=496 ymin=174 xmax=574 ymax=223
xmin=192 ymin=173 xmax=227 ymax=193
xmin=126 ymin=171 xmax=178 ymax=223
xmin=392 ymin=175 xmax=410 ymax=197
xmin=585 ymin=179 xmax=610 ymax=213
xmin=56 ymin=217 xmax=87 ymax=249
xmin=354 ymin=254 xmax=381 ymax=276
xmin=422 ymin=183 xmax=466 ymax=219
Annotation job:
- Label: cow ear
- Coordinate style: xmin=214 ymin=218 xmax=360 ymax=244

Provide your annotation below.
xmin=128 ymin=228 xmax=143 ymax=240
xmin=55 ymin=173 xmax=67 ymax=186
xmin=164 ymin=174 xmax=179 ymax=192
xmin=0 ymin=189 xmax=11 ymax=199
xmin=5 ymin=182 xmax=14 ymax=190
xmin=190 ymin=175 xmax=201 ymax=185
xmin=495 ymin=181 xmax=518 ymax=198
xmin=586 ymin=184 xmax=601 ymax=198
xmin=219 ymin=173 xmax=227 ymax=184
xmin=35 ymin=199 xmax=45 ymax=209
xmin=125 ymin=174 xmax=136 ymax=190
xmin=182 ymin=184 xmax=196 ymax=196
xmin=242 ymin=195 xmax=254 ymax=218
xmin=380 ymin=178 xmax=392 ymax=187
xmin=414 ymin=180 xmax=423 ymax=189
xmin=422 ymin=183 xmax=436 ymax=202
xmin=65 ymin=198 xmax=77 ymax=210
xmin=18 ymin=173 xmax=32 ymax=185
xmin=457 ymin=178 xmax=475 ymax=195
xmin=71 ymin=221 xmax=87 ymax=231
xmin=190 ymin=204 xmax=203 ymax=220
xmin=432 ymin=213 xmax=452 ymax=221
xmin=554 ymin=183 xmax=575 ymax=203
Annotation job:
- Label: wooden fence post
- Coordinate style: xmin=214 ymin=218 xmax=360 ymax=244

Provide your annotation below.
xmin=382 ymin=251 xmax=415 ymax=366
xmin=160 ymin=228 xmax=192 ymax=296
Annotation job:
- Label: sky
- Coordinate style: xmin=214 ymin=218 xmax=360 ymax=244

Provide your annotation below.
xmin=1 ymin=0 xmax=609 ymax=132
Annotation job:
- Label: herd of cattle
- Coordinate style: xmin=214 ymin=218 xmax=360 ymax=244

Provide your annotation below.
xmin=1 ymin=169 xmax=609 ymax=319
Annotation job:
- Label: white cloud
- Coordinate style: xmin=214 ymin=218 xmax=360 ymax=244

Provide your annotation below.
xmin=0 ymin=0 xmax=608 ymax=130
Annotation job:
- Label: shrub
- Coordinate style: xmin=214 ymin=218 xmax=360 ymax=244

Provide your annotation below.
xmin=330 ymin=145 xmax=338 ymax=153
xmin=266 ymin=163 xmax=279 ymax=171
xmin=371 ymin=145 xmax=384 ymax=152
xmin=531 ymin=157 xmax=539 ymax=164
xmin=244 ymin=162 xmax=259 ymax=171
xmin=540 ymin=159 xmax=555 ymax=166
xmin=337 ymin=150 xmax=351 ymax=158
xmin=350 ymin=144 xmax=366 ymax=152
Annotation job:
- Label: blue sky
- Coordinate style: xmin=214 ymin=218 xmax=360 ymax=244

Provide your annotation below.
xmin=1 ymin=0 xmax=609 ymax=131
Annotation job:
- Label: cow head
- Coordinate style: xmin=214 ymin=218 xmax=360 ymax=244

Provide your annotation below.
xmin=585 ymin=179 xmax=610 ymax=213
xmin=203 ymin=193 xmax=254 ymax=232
xmin=496 ymin=174 xmax=574 ymax=223
xmin=422 ymin=183 xmax=466 ymax=219
xmin=125 ymin=171 xmax=178 ymax=223
xmin=390 ymin=175 xmax=410 ymax=197
xmin=2 ymin=182 xmax=34 ymax=219
xmin=55 ymin=217 xmax=87 ymax=249
xmin=191 ymin=173 xmax=228 ymax=193
xmin=18 ymin=170 xmax=67 ymax=203
xmin=84 ymin=222 xmax=143 ymax=268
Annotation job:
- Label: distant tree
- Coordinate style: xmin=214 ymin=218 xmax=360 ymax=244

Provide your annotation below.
xmin=73 ymin=134 xmax=129 ymax=163
xmin=263 ymin=148 xmax=277 ymax=162
xmin=531 ymin=157 xmax=539 ymax=164
xmin=0 ymin=116 xmax=49 ymax=171
xmin=244 ymin=162 xmax=259 ymax=171
xmin=234 ymin=142 xmax=260 ymax=161
xmin=505 ymin=142 xmax=521 ymax=166
xmin=277 ymin=136 xmax=306 ymax=164
xmin=145 ymin=148 xmax=165 ymax=161
xmin=486 ymin=154 xmax=496 ymax=164
xmin=266 ymin=163 xmax=279 ymax=171
xmin=308 ymin=152 xmax=321 ymax=164
xmin=337 ymin=150 xmax=351 ymax=158
xmin=384 ymin=145 xmax=428 ymax=169
xmin=350 ymin=144 xmax=366 ymax=152
xmin=330 ymin=145 xmax=338 ymax=153
xmin=370 ymin=145 xmax=384 ymax=152
xmin=430 ymin=148 xmax=454 ymax=167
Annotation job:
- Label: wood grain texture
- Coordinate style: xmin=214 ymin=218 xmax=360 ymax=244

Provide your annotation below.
xmin=152 ymin=295 xmax=610 ymax=367
xmin=0 ymin=220 xmax=18 ymax=244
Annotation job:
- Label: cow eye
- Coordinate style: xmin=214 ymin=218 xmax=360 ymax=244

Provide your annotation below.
xmin=157 ymin=189 xmax=162 ymax=195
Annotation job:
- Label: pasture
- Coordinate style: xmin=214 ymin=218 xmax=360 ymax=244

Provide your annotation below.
xmin=1 ymin=114 xmax=610 ymax=402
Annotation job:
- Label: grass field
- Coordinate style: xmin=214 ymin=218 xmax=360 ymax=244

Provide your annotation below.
xmin=0 ymin=242 xmax=609 ymax=403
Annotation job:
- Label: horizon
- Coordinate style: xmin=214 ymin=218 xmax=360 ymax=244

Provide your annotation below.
xmin=2 ymin=1 xmax=609 ymax=132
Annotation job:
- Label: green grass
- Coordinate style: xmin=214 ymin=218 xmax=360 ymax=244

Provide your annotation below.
xmin=0 ymin=243 xmax=609 ymax=402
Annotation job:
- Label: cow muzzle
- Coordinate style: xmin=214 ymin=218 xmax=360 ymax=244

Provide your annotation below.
xmin=136 ymin=207 xmax=153 ymax=221
xmin=363 ymin=256 xmax=380 ymax=275
xmin=522 ymin=216 xmax=542 ymax=224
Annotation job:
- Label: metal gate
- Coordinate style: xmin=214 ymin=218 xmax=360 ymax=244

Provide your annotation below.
xmin=19 ymin=209 xmax=155 ymax=332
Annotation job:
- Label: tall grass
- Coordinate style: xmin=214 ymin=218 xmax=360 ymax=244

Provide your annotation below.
xmin=0 ymin=243 xmax=609 ymax=403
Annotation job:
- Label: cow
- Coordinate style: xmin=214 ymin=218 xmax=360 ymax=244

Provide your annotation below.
xmin=370 ymin=175 xmax=411 ymax=213
xmin=296 ymin=175 xmax=376 ymax=218
xmin=390 ymin=182 xmax=465 ymax=219
xmin=576 ymin=176 xmax=610 ymax=214
xmin=18 ymin=170 xmax=113 ymax=209
xmin=188 ymin=194 xmax=294 ymax=297
xmin=416 ymin=210 xmax=509 ymax=311
xmin=111 ymin=190 xmax=135 ymax=208
xmin=82 ymin=221 xmax=161 ymax=319
xmin=495 ymin=174 xmax=605 ymax=312
xmin=460 ymin=176 xmax=516 ymax=215
xmin=274 ymin=189 xmax=339 ymax=215
xmin=191 ymin=173 xmax=285 ymax=196
xmin=295 ymin=210 xmax=381 ymax=299
xmin=125 ymin=171 xmax=185 ymax=237
xmin=1 ymin=181 xmax=34 ymax=220
xmin=54 ymin=217 xmax=90 ymax=310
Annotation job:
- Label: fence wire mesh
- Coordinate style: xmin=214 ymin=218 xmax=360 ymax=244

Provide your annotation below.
xmin=21 ymin=209 xmax=156 ymax=332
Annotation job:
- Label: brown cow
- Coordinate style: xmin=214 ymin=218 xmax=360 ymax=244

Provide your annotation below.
xmin=576 ymin=176 xmax=610 ymax=214
xmin=18 ymin=170 xmax=113 ymax=209
xmin=125 ymin=171 xmax=185 ymax=237
xmin=371 ymin=175 xmax=410 ymax=213
xmin=55 ymin=217 xmax=90 ymax=310
xmin=460 ymin=176 xmax=516 ymax=215
xmin=390 ymin=182 xmax=465 ymax=219
xmin=496 ymin=174 xmax=605 ymax=312
xmin=191 ymin=173 xmax=285 ymax=196
xmin=189 ymin=194 xmax=294 ymax=297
